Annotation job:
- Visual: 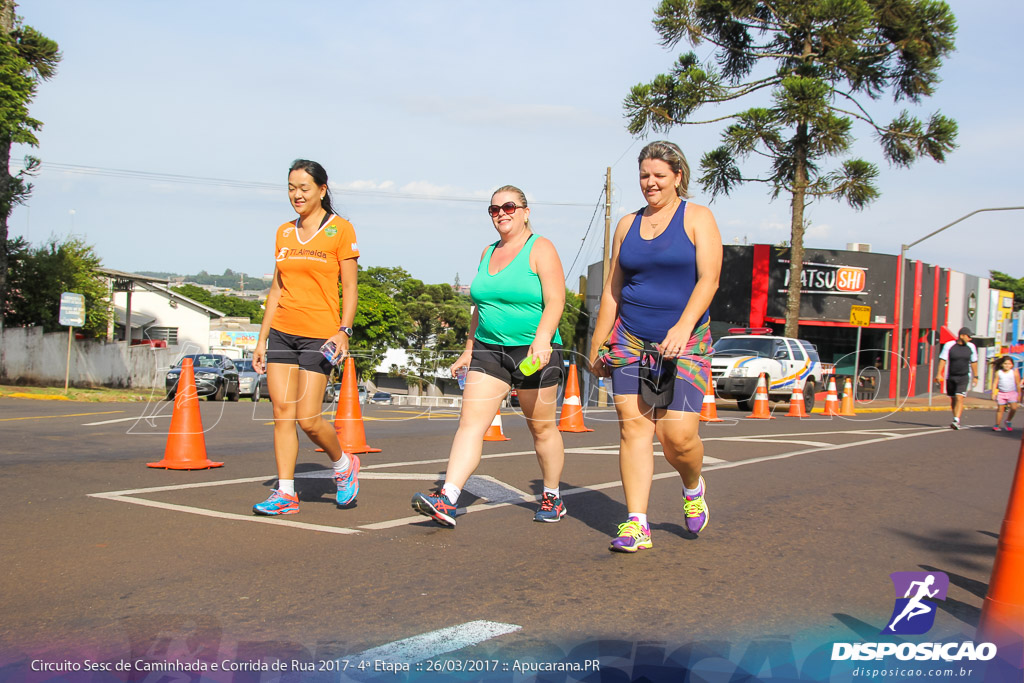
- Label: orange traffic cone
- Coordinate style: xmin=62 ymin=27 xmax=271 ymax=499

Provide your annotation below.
xmin=330 ymin=357 xmax=381 ymax=454
xmin=976 ymin=434 xmax=1024 ymax=668
xmin=699 ymin=379 xmax=723 ymax=423
xmin=483 ymin=411 xmax=510 ymax=441
xmin=558 ymin=363 xmax=594 ymax=433
xmin=821 ymin=377 xmax=840 ymax=416
xmin=785 ymin=378 xmax=809 ymax=418
xmin=838 ymin=377 xmax=857 ymax=416
xmin=745 ymin=373 xmax=775 ymax=419
xmin=148 ymin=358 xmax=223 ymax=469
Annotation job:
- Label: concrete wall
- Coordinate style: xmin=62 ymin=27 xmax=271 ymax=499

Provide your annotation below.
xmin=1 ymin=326 xmax=184 ymax=389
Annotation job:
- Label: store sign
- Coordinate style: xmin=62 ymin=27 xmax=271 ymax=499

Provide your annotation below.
xmin=780 ymin=260 xmax=867 ymax=295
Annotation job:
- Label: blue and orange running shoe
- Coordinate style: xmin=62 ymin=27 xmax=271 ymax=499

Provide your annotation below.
xmin=334 ymin=454 xmax=360 ymax=507
xmin=534 ymin=492 xmax=567 ymax=522
xmin=683 ymin=476 xmax=709 ymax=534
xmin=252 ymin=489 xmax=299 ymax=516
xmin=411 ymin=490 xmax=458 ymax=528
xmin=609 ymin=517 xmax=652 ymax=553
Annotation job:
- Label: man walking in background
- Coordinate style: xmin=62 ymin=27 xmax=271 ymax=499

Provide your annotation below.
xmin=936 ymin=327 xmax=978 ymax=430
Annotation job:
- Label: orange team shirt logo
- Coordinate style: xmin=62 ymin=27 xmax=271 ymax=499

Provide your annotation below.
xmin=272 ymin=216 xmax=359 ymax=339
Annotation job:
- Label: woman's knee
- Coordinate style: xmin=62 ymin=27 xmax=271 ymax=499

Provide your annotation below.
xmin=296 ymin=415 xmax=323 ymax=435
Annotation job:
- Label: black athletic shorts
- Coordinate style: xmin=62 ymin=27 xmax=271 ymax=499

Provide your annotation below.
xmin=946 ymin=374 xmax=970 ymax=397
xmin=266 ymin=328 xmax=334 ymax=376
xmin=470 ymin=339 xmax=563 ymax=390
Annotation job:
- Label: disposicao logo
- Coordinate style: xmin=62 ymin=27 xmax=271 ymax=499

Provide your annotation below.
xmin=883 ymin=571 xmax=948 ymax=635
xmin=831 ymin=571 xmax=997 ymax=663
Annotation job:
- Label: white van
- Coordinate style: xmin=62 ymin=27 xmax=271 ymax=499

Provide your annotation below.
xmin=209 ymin=345 xmax=243 ymax=360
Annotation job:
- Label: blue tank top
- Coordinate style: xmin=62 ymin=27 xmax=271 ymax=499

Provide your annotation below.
xmin=617 ymin=202 xmax=709 ymax=341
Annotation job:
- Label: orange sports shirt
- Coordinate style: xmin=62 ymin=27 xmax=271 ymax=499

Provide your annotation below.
xmin=271 ymin=215 xmax=359 ymax=339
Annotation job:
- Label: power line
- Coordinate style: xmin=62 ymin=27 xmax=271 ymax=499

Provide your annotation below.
xmin=12 ymin=160 xmax=595 ymax=208
xmin=564 ymin=183 xmax=607 ymax=283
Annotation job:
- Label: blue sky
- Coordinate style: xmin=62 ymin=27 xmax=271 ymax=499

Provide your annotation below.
xmin=10 ymin=1 xmax=1024 ymax=288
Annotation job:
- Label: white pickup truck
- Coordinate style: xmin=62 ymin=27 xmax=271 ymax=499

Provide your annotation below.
xmin=710 ymin=329 xmax=826 ymax=411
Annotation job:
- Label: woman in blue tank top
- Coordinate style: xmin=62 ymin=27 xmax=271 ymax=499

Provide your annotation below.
xmin=588 ymin=141 xmax=723 ymax=553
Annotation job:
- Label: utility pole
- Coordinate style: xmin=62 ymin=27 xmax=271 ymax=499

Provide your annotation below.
xmin=597 ymin=167 xmax=612 ymax=408
xmin=602 ymin=167 xmax=611 ymax=286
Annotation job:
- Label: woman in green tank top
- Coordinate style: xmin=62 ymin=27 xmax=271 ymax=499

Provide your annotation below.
xmin=411 ymin=185 xmax=569 ymax=528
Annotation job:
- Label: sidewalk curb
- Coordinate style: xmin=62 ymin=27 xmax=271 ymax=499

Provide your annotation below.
xmin=812 ymin=404 xmax=991 ymax=414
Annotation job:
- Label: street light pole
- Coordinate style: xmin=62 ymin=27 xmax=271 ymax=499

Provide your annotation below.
xmin=895 ymin=206 xmax=1024 ymax=403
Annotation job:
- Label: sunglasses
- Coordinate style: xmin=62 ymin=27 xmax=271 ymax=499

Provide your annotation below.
xmin=487 ymin=202 xmax=524 ymax=217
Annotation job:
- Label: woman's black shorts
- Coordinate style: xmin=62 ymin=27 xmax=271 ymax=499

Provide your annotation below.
xmin=470 ymin=339 xmax=563 ymax=389
xmin=266 ymin=328 xmax=333 ymax=376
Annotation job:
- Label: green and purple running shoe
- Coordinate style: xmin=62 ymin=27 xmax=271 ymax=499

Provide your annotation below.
xmin=609 ymin=516 xmax=652 ymax=553
xmin=683 ymin=476 xmax=709 ymax=534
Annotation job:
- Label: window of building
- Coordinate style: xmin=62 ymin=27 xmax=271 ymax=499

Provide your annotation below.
xmin=147 ymin=327 xmax=179 ymax=345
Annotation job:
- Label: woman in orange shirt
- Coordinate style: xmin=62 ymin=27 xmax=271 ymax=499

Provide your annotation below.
xmin=252 ymin=159 xmax=360 ymax=515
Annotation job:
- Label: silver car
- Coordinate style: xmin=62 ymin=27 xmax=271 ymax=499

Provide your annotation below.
xmin=233 ymin=359 xmax=264 ymax=402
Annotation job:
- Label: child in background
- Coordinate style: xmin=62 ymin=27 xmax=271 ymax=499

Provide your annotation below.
xmin=991 ymin=356 xmax=1021 ymax=431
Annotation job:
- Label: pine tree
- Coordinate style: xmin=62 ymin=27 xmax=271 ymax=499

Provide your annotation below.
xmin=624 ymin=0 xmax=957 ymax=336
xmin=1 ymin=0 xmax=61 ymax=342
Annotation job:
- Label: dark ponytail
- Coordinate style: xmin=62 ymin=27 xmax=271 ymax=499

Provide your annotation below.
xmin=289 ymin=159 xmax=339 ymax=216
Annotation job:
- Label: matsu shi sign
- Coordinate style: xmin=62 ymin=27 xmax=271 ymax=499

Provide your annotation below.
xmin=780 ymin=260 xmax=867 ymax=295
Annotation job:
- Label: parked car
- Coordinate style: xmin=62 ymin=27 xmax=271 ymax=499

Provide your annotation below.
xmin=256 ymin=375 xmax=339 ymax=403
xmin=233 ymin=359 xmax=264 ymax=402
xmin=358 ymin=386 xmax=368 ymax=404
xmin=166 ymin=354 xmax=240 ymax=401
xmin=710 ymin=328 xmax=824 ymax=411
xmin=508 ymin=388 xmax=520 ymax=407
xmin=369 ymin=391 xmax=393 ymax=405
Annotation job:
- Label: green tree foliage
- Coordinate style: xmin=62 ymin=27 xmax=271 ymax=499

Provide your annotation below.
xmin=990 ymin=271 xmax=1024 ymax=311
xmin=0 ymin=5 xmax=61 ymax=339
xmin=351 ymin=282 xmax=410 ymax=380
xmin=404 ymin=283 xmax=471 ymax=389
xmin=5 ymin=235 xmax=111 ymax=337
xmin=625 ymin=0 xmax=958 ymax=336
xmin=169 ymin=284 xmax=264 ymax=322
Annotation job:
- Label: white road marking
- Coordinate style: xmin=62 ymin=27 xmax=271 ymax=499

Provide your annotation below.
xmin=89 ymin=425 xmax=951 ymax=534
xmin=713 ymin=438 xmax=835 ymax=448
xmin=344 ymin=620 xmax=521 ymax=666
xmin=83 ymin=414 xmax=172 ymax=426
xmin=88 ymin=493 xmax=360 ymax=535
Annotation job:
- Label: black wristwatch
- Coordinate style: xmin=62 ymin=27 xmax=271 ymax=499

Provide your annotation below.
xmin=338 ymin=326 xmax=353 ymax=337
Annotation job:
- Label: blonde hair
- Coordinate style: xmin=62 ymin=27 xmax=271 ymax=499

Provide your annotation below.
xmin=637 ymin=141 xmax=692 ymax=198
xmin=492 ymin=184 xmax=531 ymax=230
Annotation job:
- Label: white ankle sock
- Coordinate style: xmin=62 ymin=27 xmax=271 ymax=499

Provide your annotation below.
xmin=441 ymin=483 xmax=461 ymax=504
xmin=543 ymin=486 xmax=560 ymax=498
xmin=278 ymin=479 xmax=295 ymax=496
xmin=628 ymin=512 xmax=648 ymax=528
xmin=333 ymin=454 xmax=351 ymax=472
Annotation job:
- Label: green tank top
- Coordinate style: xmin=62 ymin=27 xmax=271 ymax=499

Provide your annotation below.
xmin=470 ymin=235 xmax=562 ymax=346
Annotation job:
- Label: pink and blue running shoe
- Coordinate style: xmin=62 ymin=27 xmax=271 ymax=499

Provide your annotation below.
xmin=335 ymin=454 xmax=360 ymax=507
xmin=252 ymin=489 xmax=299 ymax=516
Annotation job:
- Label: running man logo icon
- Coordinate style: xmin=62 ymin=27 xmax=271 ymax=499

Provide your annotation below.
xmin=882 ymin=571 xmax=949 ymax=635
xmin=276 ymin=247 xmax=290 ymax=262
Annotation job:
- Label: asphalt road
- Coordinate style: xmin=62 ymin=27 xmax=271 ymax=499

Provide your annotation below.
xmin=0 ymin=396 xmax=1019 ymax=681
